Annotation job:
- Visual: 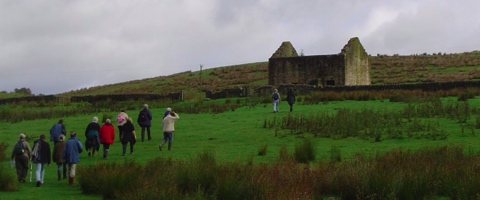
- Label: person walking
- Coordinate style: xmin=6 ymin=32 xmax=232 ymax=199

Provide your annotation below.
xmin=116 ymin=109 xmax=128 ymax=142
xmin=271 ymin=89 xmax=281 ymax=113
xmin=50 ymin=119 xmax=66 ymax=145
xmin=121 ymin=117 xmax=136 ymax=156
xmin=10 ymin=133 xmax=31 ymax=183
xmin=286 ymin=87 xmax=296 ymax=112
xmin=159 ymin=111 xmax=179 ymax=151
xmin=62 ymin=131 xmax=83 ymax=185
xmin=85 ymin=117 xmax=100 ymax=156
xmin=137 ymin=104 xmax=153 ymax=142
xmin=99 ymin=119 xmax=116 ymax=158
xmin=163 ymin=107 xmax=173 ymax=140
xmin=32 ymin=134 xmax=51 ymax=187
xmin=52 ymin=134 xmax=67 ymax=181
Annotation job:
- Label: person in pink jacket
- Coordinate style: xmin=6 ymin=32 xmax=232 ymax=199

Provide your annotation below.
xmin=99 ymin=119 xmax=116 ymax=158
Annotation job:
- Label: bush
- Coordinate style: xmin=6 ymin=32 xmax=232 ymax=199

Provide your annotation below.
xmin=0 ymin=164 xmax=19 ymax=191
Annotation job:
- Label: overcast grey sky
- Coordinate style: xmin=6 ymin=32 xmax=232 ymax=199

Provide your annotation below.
xmin=1 ymin=0 xmax=479 ymax=95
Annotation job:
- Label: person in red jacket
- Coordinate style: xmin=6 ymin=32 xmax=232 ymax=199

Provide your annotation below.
xmin=99 ymin=119 xmax=116 ymax=158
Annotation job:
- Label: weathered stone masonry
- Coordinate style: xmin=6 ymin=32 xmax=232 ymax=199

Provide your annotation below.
xmin=268 ymin=37 xmax=371 ymax=87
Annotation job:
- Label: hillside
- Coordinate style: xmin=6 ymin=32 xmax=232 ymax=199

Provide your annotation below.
xmin=58 ymin=62 xmax=269 ymax=98
xmin=2 ymin=51 xmax=480 ymax=99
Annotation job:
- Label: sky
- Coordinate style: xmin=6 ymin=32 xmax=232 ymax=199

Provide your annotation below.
xmin=1 ymin=0 xmax=479 ymax=95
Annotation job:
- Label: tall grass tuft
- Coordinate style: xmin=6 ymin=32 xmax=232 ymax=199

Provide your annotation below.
xmin=74 ymin=146 xmax=480 ymax=199
xmin=77 ymin=159 xmax=143 ymax=199
xmin=0 ymin=164 xmax=19 ymax=191
xmin=176 ymin=150 xmax=218 ymax=196
xmin=0 ymin=142 xmax=8 ymax=161
xmin=257 ymin=144 xmax=268 ymax=156
xmin=329 ymin=145 xmax=342 ymax=164
xmin=294 ymin=139 xmax=316 ymax=164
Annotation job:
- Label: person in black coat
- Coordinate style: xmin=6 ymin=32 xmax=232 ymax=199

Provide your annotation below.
xmin=286 ymin=87 xmax=296 ymax=112
xmin=137 ymin=104 xmax=153 ymax=142
xmin=33 ymin=134 xmax=51 ymax=187
xmin=121 ymin=118 xmax=137 ymax=156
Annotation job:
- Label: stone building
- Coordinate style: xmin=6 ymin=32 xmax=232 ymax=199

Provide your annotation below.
xmin=268 ymin=37 xmax=371 ymax=87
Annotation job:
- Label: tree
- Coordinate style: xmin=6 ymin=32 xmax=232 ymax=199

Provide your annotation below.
xmin=14 ymin=87 xmax=32 ymax=95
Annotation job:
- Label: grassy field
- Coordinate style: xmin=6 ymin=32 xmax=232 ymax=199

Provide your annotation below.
xmin=1 ymin=96 xmax=480 ymax=199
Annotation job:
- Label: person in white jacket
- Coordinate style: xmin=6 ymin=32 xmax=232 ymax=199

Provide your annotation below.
xmin=159 ymin=111 xmax=179 ymax=151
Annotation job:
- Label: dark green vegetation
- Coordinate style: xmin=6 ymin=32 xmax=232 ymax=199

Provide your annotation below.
xmin=2 ymin=89 xmax=480 ymax=198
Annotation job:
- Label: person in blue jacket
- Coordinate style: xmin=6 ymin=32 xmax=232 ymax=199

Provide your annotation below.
xmin=62 ymin=131 xmax=83 ymax=185
xmin=50 ymin=119 xmax=66 ymax=145
xmin=137 ymin=104 xmax=153 ymax=142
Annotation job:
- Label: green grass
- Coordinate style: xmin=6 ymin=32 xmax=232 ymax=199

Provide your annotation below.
xmin=1 ymin=97 xmax=480 ymax=198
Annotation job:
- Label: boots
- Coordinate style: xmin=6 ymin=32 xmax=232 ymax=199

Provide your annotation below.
xmin=63 ymin=167 xmax=67 ymax=179
xmin=57 ymin=170 xmax=61 ymax=181
xmin=168 ymin=143 xmax=172 ymax=151
xmin=103 ymin=149 xmax=109 ymax=158
xmin=68 ymin=177 xmax=74 ymax=185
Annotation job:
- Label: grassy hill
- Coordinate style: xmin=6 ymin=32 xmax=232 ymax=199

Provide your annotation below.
xmin=58 ymin=62 xmax=269 ymax=98
xmin=2 ymin=50 xmax=480 ymax=99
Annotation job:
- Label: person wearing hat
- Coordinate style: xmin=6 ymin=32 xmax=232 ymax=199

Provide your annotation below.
xmin=62 ymin=131 xmax=83 ymax=185
xmin=52 ymin=134 xmax=67 ymax=180
xmin=11 ymin=133 xmax=32 ymax=182
xmin=137 ymin=104 xmax=153 ymax=142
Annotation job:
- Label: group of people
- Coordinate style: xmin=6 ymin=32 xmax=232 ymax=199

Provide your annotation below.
xmin=271 ymin=87 xmax=296 ymax=113
xmin=10 ymin=104 xmax=181 ymax=188
xmin=10 ymin=129 xmax=83 ymax=187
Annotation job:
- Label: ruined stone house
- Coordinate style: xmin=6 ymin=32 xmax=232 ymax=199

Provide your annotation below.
xmin=268 ymin=37 xmax=371 ymax=87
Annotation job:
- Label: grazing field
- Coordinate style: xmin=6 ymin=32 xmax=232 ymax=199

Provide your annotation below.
xmin=1 ymin=95 xmax=480 ymax=199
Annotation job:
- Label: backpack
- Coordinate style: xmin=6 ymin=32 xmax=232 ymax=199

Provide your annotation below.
xmin=139 ymin=112 xmax=147 ymax=122
xmin=31 ymin=140 xmax=40 ymax=162
xmin=273 ymin=92 xmax=279 ymax=100
xmin=13 ymin=141 xmax=25 ymax=155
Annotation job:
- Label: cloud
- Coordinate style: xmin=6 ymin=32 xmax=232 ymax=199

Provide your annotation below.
xmin=1 ymin=0 xmax=479 ymax=94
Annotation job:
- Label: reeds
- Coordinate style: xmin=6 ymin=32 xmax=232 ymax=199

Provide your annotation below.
xmin=265 ymin=98 xmax=478 ymax=141
xmin=71 ymin=145 xmax=480 ymax=199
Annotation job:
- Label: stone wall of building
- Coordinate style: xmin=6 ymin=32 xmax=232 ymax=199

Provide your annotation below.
xmin=268 ymin=37 xmax=371 ymax=87
xmin=269 ymin=55 xmax=345 ymax=87
xmin=341 ymin=37 xmax=371 ymax=85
